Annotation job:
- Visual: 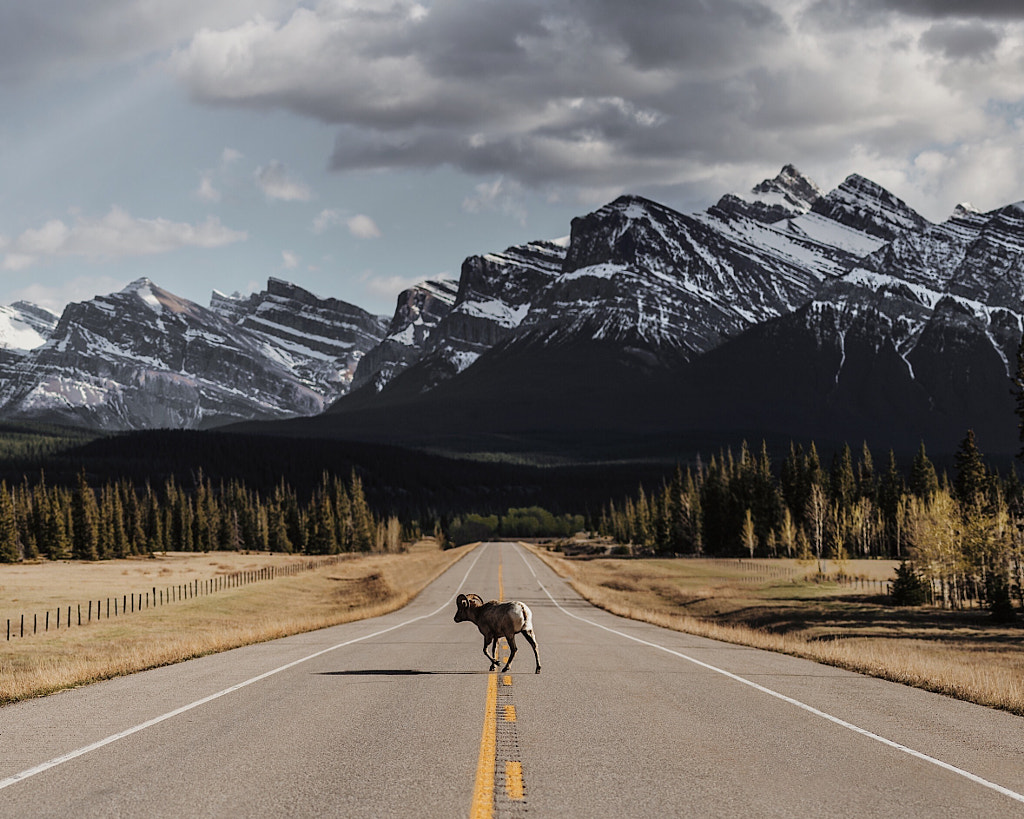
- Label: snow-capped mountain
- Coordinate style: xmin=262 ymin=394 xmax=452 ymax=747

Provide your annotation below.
xmin=350 ymin=278 xmax=459 ymax=393
xmin=319 ymin=166 xmax=1024 ymax=457
xmin=210 ymin=277 xmax=389 ymax=403
xmin=0 ymin=278 xmax=385 ymax=430
xmin=351 ymin=166 xmax=914 ymax=400
xmin=5 ymin=164 xmax=1024 ymax=457
xmin=0 ymin=301 xmax=60 ymax=400
xmin=0 ymin=301 xmax=59 ymax=349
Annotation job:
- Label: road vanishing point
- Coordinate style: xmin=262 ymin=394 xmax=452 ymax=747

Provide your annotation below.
xmin=1 ymin=542 xmax=1022 ymax=818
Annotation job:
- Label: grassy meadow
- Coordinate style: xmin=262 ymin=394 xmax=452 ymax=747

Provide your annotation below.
xmin=529 ymin=546 xmax=1024 ymax=715
xmin=0 ymin=541 xmax=472 ymax=704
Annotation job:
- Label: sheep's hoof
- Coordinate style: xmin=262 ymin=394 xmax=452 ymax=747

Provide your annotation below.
xmin=535 ymin=668 xmax=541 ymax=674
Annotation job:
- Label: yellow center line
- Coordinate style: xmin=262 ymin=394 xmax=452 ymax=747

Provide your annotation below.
xmin=504 ymin=705 xmax=516 ymax=722
xmin=505 ymin=761 xmax=524 ymax=801
xmin=470 ymin=673 xmax=498 ymax=819
xmin=502 ymin=675 xmax=512 ymax=687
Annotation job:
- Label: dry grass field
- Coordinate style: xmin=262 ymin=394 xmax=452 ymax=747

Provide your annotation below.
xmin=0 ymin=542 xmax=473 ymax=705
xmin=529 ymin=547 xmax=1024 ymax=716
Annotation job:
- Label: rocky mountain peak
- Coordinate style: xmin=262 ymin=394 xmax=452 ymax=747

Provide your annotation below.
xmin=811 ymin=173 xmax=930 ymax=240
xmin=713 ymin=164 xmax=822 ymax=224
xmin=752 ymin=164 xmax=822 ymax=208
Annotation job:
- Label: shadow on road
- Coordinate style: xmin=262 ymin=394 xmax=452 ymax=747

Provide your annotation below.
xmin=316 ymin=669 xmax=487 ymax=676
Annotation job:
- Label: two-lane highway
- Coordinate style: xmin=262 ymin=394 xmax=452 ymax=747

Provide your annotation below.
xmin=1 ymin=543 xmax=1022 ymax=817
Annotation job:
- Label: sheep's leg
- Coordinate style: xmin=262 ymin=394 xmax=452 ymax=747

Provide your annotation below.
xmin=501 ymin=634 xmax=518 ymax=672
xmin=521 ymin=628 xmax=541 ymax=674
xmin=484 ymin=637 xmax=498 ymax=670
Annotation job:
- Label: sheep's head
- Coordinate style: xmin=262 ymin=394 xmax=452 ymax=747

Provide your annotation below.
xmin=454 ymin=593 xmax=484 ymax=623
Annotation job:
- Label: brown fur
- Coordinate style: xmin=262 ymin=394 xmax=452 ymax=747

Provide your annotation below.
xmin=454 ymin=593 xmax=541 ymax=673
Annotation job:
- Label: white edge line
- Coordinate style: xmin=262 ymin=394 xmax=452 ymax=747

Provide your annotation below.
xmin=514 ymin=544 xmax=1024 ymax=806
xmin=0 ymin=546 xmax=487 ymax=792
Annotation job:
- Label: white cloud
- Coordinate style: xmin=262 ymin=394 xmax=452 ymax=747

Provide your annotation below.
xmin=313 ymin=209 xmax=382 ymax=238
xmin=1 ymin=207 xmax=247 ymax=270
xmin=222 ymin=147 xmax=243 ymax=165
xmin=255 ymin=160 xmax=312 ymax=202
xmin=8 ymin=275 xmax=126 ymax=314
xmin=196 ymin=173 xmax=221 ymax=202
xmin=360 ymin=272 xmax=431 ymax=301
xmin=281 ymin=249 xmax=299 ymax=269
xmin=312 ymin=208 xmax=344 ymax=234
xmin=346 ymin=214 xmax=382 ymax=239
xmin=462 ymin=177 xmax=528 ymax=225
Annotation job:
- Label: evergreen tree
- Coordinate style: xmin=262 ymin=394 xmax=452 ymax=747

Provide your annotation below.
xmin=830 ymin=443 xmax=856 ymax=508
xmin=856 ymin=441 xmax=875 ymax=500
xmin=909 ymin=442 xmax=939 ymax=500
xmin=309 ymin=490 xmax=338 ymax=554
xmin=891 ymin=561 xmax=927 ymax=605
xmin=954 ymin=429 xmax=988 ymax=508
xmin=349 ymin=471 xmax=375 ymax=552
xmin=0 ymin=482 xmax=20 ymax=562
xmin=71 ymin=470 xmax=99 ymax=560
xmin=41 ymin=488 xmax=70 ymax=560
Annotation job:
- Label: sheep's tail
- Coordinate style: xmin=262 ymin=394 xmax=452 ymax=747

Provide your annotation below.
xmin=516 ymin=601 xmax=534 ymax=632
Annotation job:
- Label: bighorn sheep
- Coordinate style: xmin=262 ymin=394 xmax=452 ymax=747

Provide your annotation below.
xmin=454 ymin=593 xmax=541 ymax=674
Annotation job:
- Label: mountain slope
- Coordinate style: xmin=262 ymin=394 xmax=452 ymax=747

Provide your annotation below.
xmin=0 ymin=280 xmax=328 ymax=430
xmin=210 ymin=277 xmax=388 ymax=402
xmin=317 ymin=169 xmax=1019 ymax=458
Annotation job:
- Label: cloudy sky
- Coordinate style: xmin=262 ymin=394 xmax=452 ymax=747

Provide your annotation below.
xmin=2 ymin=0 xmax=1024 ymax=317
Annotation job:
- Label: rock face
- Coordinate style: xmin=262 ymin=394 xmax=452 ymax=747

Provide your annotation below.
xmin=323 ymin=166 xmax=1024 ymax=457
xmin=349 ymin=165 xmax=904 ymax=400
xmin=0 ymin=278 xmax=385 ymax=430
xmin=351 ymin=279 xmax=458 ymax=393
xmin=211 ymin=277 xmax=389 ymax=402
xmin=0 ymin=301 xmax=60 ymax=398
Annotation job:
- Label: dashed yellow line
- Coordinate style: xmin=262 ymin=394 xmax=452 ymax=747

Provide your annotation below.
xmin=470 ymin=549 xmax=526 ymax=817
xmin=505 ymin=761 xmax=524 ymax=801
xmin=470 ymin=673 xmax=498 ymax=819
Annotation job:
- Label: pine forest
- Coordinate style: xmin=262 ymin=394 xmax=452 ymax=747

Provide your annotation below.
xmin=0 ymin=469 xmax=402 ymax=563
xmin=598 ymin=432 xmax=1024 ymax=617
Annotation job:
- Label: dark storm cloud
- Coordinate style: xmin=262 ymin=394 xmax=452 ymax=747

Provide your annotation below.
xmin=179 ymin=0 xmax=794 ymax=189
xmin=919 ymin=21 xmax=1003 ymax=59
xmin=174 ymin=0 xmax=1024 ymax=207
xmin=807 ymin=0 xmax=1024 ymax=23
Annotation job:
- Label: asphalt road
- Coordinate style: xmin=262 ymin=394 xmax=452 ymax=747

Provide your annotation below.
xmin=1 ymin=542 xmax=1022 ymax=818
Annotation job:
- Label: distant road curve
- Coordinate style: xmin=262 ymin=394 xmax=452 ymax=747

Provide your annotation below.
xmin=1 ymin=542 xmax=1022 ymax=818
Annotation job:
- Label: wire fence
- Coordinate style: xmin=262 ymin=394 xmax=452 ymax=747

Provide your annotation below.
xmin=5 ymin=555 xmax=347 ymax=641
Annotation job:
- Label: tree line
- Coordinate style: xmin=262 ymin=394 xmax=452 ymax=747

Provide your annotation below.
xmin=0 ymin=468 xmax=403 ymax=562
xmin=447 ymin=506 xmax=587 ymax=545
xmin=598 ymin=432 xmax=1023 ymax=618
